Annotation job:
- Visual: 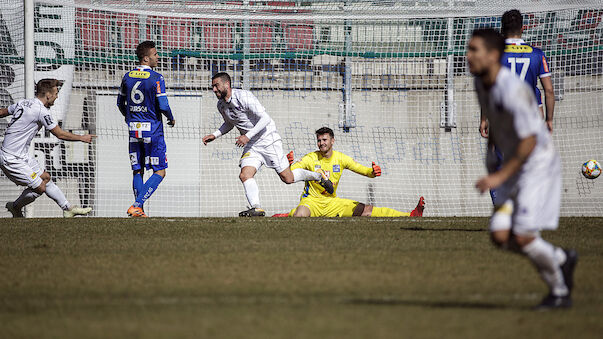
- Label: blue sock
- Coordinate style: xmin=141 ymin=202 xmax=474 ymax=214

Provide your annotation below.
xmin=133 ymin=173 xmax=144 ymax=204
xmin=134 ymin=173 xmax=164 ymax=208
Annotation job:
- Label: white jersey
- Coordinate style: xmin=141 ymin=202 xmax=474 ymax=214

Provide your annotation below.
xmin=475 ymin=67 xmax=555 ymax=170
xmin=1 ymin=98 xmax=57 ymax=158
xmin=214 ymin=89 xmax=279 ymax=146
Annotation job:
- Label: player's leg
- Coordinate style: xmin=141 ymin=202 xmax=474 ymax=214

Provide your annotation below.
xmin=127 ymin=139 xmax=148 ymax=217
xmin=291 ymin=204 xmax=311 ymax=217
xmin=40 ymin=169 xmax=92 ymax=217
xmin=1 ymin=154 xmax=44 ymax=217
xmin=238 ymin=149 xmax=266 ymax=217
xmin=130 ymin=137 xmax=167 ymax=216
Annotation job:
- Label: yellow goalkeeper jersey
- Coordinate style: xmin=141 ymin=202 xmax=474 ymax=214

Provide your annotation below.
xmin=291 ymin=150 xmax=375 ymax=199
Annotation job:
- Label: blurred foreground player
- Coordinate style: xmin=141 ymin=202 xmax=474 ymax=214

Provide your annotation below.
xmin=1 ymin=79 xmax=95 ymax=217
xmin=469 ymin=28 xmax=577 ymax=309
xmin=118 ymin=41 xmax=175 ymax=217
xmin=273 ymin=127 xmax=424 ymax=218
xmin=202 ymin=72 xmax=334 ymax=217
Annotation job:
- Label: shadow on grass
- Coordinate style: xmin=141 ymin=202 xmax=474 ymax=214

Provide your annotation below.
xmin=400 ymin=227 xmax=487 ymax=232
xmin=346 ymin=298 xmax=526 ymax=310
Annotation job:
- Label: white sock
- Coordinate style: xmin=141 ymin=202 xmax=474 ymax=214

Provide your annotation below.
xmin=14 ymin=188 xmax=41 ymax=209
xmin=45 ymin=181 xmax=71 ymax=211
xmin=522 ymin=237 xmax=568 ymax=297
xmin=554 ymin=247 xmax=567 ymax=265
xmin=242 ymin=178 xmax=261 ymax=209
xmin=292 ymin=168 xmax=321 ymax=182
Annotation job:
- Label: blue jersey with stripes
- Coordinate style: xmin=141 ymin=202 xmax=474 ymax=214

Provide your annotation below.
xmin=117 ymin=65 xmax=173 ymax=138
xmin=501 ymin=38 xmax=551 ymax=105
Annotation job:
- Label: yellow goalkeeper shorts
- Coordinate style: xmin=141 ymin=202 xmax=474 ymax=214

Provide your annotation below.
xmin=288 ymin=196 xmax=360 ymax=217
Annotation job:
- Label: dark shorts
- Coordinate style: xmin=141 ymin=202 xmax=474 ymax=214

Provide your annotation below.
xmin=128 ymin=135 xmax=168 ymax=171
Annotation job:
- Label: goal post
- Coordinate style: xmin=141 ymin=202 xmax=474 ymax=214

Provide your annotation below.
xmin=0 ymin=0 xmax=601 ymax=217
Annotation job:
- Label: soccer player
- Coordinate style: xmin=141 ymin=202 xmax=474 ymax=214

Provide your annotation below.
xmin=0 ymin=78 xmax=95 ymax=218
xmin=277 ymin=127 xmax=424 ymax=218
xmin=500 ymin=9 xmax=555 ymax=131
xmin=468 ymin=28 xmax=577 ymax=309
xmin=117 ymin=41 xmax=175 ymax=218
xmin=202 ymin=72 xmax=334 ymax=217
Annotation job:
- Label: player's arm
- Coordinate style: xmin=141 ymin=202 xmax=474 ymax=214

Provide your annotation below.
xmin=236 ymin=92 xmax=271 ymax=147
xmin=156 ymin=75 xmax=175 ymax=127
xmin=116 ymin=79 xmax=127 ymax=118
xmin=50 ymin=126 xmax=96 ymax=143
xmin=290 ymin=153 xmax=313 ymax=171
xmin=539 ymin=52 xmax=554 ymax=132
xmin=0 ymin=107 xmax=9 ymax=118
xmin=479 ymin=108 xmax=488 ymax=138
xmin=476 ymin=135 xmax=536 ymax=193
xmin=540 ymin=76 xmax=555 ymax=132
xmin=476 ymin=88 xmax=539 ymax=193
xmin=342 ymin=154 xmax=379 ymax=178
xmin=202 ymin=120 xmax=234 ymax=145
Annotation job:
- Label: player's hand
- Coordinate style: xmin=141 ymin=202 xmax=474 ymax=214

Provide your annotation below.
xmin=80 ymin=134 xmax=97 ymax=144
xmin=479 ymin=119 xmax=489 ymax=138
xmin=475 ymin=173 xmax=504 ymax=194
xmin=546 ymin=120 xmax=553 ymax=133
xmin=372 ymin=162 xmax=381 ymax=176
xmin=287 ymin=151 xmax=294 ymax=165
xmin=235 ymin=135 xmax=250 ymax=147
xmin=202 ymin=134 xmax=216 ymax=145
xmin=167 ymin=119 xmax=175 ymax=127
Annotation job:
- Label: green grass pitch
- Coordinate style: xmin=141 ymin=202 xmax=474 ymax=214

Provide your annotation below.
xmin=1 ymin=217 xmax=602 ymax=338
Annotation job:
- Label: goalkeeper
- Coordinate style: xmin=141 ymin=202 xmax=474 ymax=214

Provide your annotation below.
xmin=276 ymin=127 xmax=424 ymax=218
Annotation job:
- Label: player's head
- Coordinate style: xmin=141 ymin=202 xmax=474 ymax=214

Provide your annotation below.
xmin=136 ymin=41 xmax=158 ymax=67
xmin=212 ymin=72 xmax=231 ymax=100
xmin=315 ymin=127 xmax=335 ymax=154
xmin=467 ymin=28 xmax=505 ymax=77
xmin=501 ymin=9 xmax=523 ymax=38
xmin=35 ymin=78 xmax=63 ymax=108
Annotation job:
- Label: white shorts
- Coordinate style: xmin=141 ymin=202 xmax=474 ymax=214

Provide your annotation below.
xmin=0 ymin=151 xmax=44 ymax=189
xmin=239 ymin=134 xmax=289 ymax=174
xmin=490 ymin=151 xmax=561 ymax=236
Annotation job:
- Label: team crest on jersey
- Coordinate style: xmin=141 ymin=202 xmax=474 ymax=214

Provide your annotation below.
xmin=129 ymin=70 xmax=150 ymax=79
xmin=333 ymin=165 xmax=340 ymax=173
xmin=30 ymin=172 xmax=37 ymax=179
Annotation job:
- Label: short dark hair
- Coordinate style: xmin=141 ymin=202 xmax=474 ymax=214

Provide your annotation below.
xmin=136 ymin=40 xmax=156 ymax=62
xmin=471 ymin=28 xmax=506 ymax=58
xmin=212 ymin=72 xmax=231 ymax=86
xmin=501 ymin=10 xmax=523 ymax=37
xmin=315 ymin=127 xmax=334 ymax=138
xmin=35 ymin=78 xmax=63 ymax=96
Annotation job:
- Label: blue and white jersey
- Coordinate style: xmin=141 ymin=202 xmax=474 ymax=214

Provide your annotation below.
xmin=501 ymin=38 xmax=551 ymax=106
xmin=117 ymin=65 xmax=173 ymax=138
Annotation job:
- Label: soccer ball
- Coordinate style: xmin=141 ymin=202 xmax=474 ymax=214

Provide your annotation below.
xmin=582 ymin=159 xmax=601 ymax=179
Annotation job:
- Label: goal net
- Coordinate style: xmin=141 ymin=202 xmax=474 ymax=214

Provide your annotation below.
xmin=0 ymin=0 xmax=601 ymax=217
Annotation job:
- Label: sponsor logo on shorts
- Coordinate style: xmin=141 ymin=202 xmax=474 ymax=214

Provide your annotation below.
xmin=129 ymin=152 xmax=138 ymax=165
xmin=129 ymin=122 xmax=151 ymax=131
xmin=128 ymin=70 xmax=150 ymax=79
xmin=333 ymin=165 xmax=340 ymax=173
xmin=30 ymin=172 xmax=37 ymax=179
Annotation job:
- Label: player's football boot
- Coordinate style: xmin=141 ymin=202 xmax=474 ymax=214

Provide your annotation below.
xmin=409 ymin=196 xmax=425 ymax=217
xmin=5 ymin=202 xmax=24 ymax=218
xmin=560 ymin=248 xmax=578 ymax=294
xmin=127 ymin=205 xmax=147 ymax=218
xmin=272 ymin=213 xmax=289 ymax=217
xmin=239 ymin=207 xmax=266 ymax=217
xmin=316 ymin=169 xmax=335 ymax=194
xmin=535 ymin=294 xmax=572 ymax=310
xmin=63 ymin=206 xmax=92 ymax=218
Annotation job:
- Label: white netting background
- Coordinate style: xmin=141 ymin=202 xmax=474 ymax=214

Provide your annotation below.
xmin=0 ymin=0 xmax=601 ymax=217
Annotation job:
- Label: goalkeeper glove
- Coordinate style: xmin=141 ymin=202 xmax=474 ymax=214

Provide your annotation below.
xmin=287 ymin=151 xmax=294 ymax=165
xmin=372 ymin=162 xmax=381 ymax=176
